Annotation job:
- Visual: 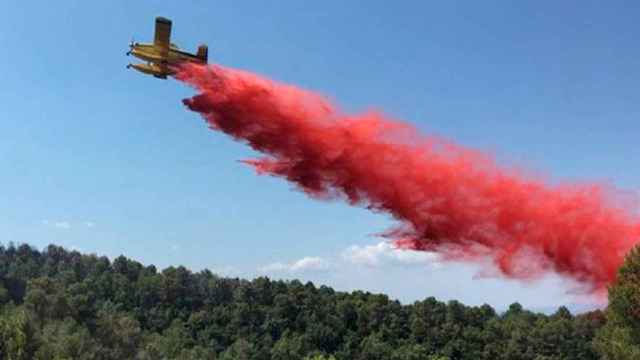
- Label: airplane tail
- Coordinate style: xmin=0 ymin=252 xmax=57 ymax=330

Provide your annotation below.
xmin=197 ymin=45 xmax=208 ymax=63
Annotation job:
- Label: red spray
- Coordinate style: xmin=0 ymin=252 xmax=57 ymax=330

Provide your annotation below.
xmin=176 ymin=63 xmax=639 ymax=293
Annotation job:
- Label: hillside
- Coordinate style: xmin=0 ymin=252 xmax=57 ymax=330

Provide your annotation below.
xmin=0 ymin=243 xmax=605 ymax=359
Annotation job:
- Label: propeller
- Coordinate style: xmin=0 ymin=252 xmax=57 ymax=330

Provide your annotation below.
xmin=126 ymin=37 xmax=136 ymax=56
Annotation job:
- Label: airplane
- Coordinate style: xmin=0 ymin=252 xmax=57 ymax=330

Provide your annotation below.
xmin=126 ymin=17 xmax=208 ymax=79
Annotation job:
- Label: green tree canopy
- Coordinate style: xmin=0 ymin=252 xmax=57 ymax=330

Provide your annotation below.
xmin=0 ymin=243 xmax=606 ymax=359
xmin=595 ymin=245 xmax=640 ymax=359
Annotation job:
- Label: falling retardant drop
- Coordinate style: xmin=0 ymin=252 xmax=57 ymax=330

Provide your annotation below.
xmin=175 ymin=63 xmax=640 ymax=294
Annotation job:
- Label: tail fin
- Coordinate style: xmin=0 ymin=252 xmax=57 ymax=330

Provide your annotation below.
xmin=196 ymin=45 xmax=208 ymax=63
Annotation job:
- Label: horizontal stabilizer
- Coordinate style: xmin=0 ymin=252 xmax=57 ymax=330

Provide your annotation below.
xmin=197 ymin=45 xmax=208 ymax=63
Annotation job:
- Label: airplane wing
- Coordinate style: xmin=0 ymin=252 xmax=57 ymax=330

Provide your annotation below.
xmin=153 ymin=17 xmax=172 ymax=53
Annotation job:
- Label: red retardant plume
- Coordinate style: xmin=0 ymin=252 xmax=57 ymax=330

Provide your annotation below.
xmin=176 ymin=63 xmax=640 ymax=293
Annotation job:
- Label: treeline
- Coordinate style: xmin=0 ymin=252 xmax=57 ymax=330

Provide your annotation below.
xmin=0 ymin=243 xmax=606 ymax=359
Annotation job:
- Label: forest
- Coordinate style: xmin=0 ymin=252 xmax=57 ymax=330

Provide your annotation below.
xmin=0 ymin=242 xmax=637 ymax=359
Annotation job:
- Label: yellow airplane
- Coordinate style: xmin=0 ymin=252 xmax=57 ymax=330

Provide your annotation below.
xmin=127 ymin=17 xmax=208 ymax=79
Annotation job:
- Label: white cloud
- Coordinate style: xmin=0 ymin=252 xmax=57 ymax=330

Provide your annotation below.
xmin=259 ymin=262 xmax=289 ymax=273
xmin=210 ymin=265 xmax=239 ymax=277
xmin=291 ymin=257 xmax=331 ymax=271
xmin=68 ymin=245 xmax=84 ymax=252
xmin=41 ymin=220 xmax=97 ymax=230
xmin=342 ymin=241 xmax=440 ymax=268
xmin=54 ymin=222 xmax=71 ymax=229
xmin=259 ymin=256 xmax=331 ymax=273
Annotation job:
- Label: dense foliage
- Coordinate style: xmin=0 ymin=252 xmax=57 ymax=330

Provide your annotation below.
xmin=594 ymin=245 xmax=640 ymax=359
xmin=0 ymin=243 xmax=606 ymax=359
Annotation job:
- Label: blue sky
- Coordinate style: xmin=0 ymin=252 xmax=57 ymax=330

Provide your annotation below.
xmin=1 ymin=1 xmax=639 ymax=311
